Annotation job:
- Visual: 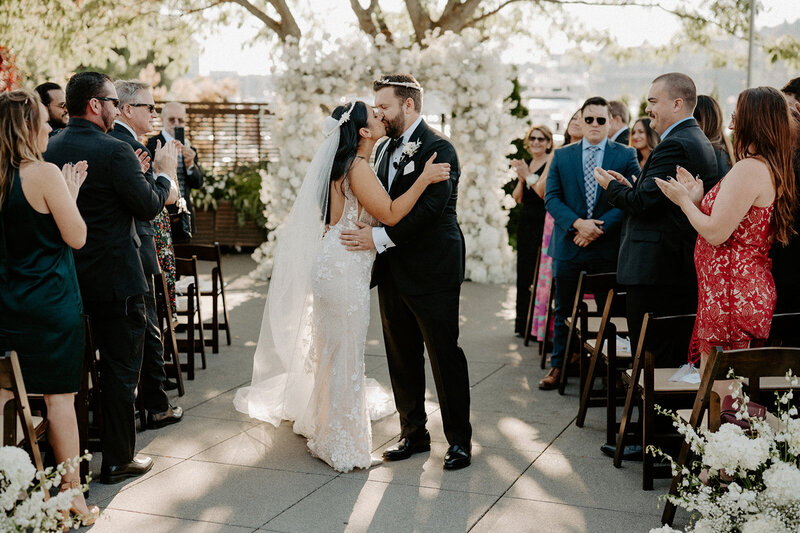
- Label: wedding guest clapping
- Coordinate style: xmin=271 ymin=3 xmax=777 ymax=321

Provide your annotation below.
xmin=694 ymin=95 xmax=735 ymax=177
xmin=510 ymin=125 xmax=553 ymax=337
xmin=44 ymin=71 xmax=177 ymax=484
xmin=629 ymin=117 xmax=660 ymax=167
xmin=0 ymin=90 xmax=99 ymax=525
xmin=655 ymin=86 xmax=796 ymax=374
xmin=597 ymin=73 xmax=718 ymax=360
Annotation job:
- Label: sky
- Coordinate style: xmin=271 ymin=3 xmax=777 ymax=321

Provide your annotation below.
xmin=198 ymin=0 xmax=800 ymax=76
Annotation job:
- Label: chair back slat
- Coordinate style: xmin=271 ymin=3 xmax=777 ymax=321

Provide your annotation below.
xmin=174 ymin=243 xmax=221 ymax=263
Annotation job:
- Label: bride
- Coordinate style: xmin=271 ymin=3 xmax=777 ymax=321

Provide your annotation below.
xmin=234 ymin=101 xmax=451 ymax=472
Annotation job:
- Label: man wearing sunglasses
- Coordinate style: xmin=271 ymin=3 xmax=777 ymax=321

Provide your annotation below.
xmin=44 ymin=71 xmax=180 ymax=484
xmin=34 ymin=82 xmax=68 ymax=136
xmin=540 ymin=96 xmax=640 ymax=391
xmin=110 ymin=79 xmax=183 ymax=433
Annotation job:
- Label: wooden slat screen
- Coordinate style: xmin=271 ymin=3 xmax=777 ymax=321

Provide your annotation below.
xmin=150 ymin=101 xmax=276 ymax=176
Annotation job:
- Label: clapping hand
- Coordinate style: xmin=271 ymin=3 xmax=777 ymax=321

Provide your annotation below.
xmin=510 ymin=159 xmax=528 ymax=181
xmin=654 ymin=175 xmax=690 ymax=206
xmin=594 ymin=168 xmax=632 ymax=189
xmin=419 ymin=153 xmax=451 ymax=185
xmin=153 ymin=139 xmax=179 ymax=179
xmin=62 ymin=161 xmax=88 ymax=199
xmin=134 ymin=148 xmax=151 ymax=174
xmin=673 ymin=166 xmax=704 ymax=206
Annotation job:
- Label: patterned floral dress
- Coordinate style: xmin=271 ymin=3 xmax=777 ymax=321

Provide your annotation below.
xmin=153 ymin=209 xmax=177 ymax=314
xmin=531 ymin=213 xmax=555 ymax=341
xmin=690 ymin=178 xmax=776 ymax=362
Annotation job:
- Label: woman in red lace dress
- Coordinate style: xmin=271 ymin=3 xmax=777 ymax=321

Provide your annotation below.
xmin=656 ymin=86 xmax=797 ymax=371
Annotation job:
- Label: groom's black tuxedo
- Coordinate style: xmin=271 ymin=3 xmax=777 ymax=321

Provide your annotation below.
xmin=372 ymin=121 xmax=466 ymax=294
xmin=373 ymin=119 xmax=472 ymax=448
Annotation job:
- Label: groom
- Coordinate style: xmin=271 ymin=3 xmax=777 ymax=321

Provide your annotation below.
xmin=340 ymin=74 xmax=472 ymax=470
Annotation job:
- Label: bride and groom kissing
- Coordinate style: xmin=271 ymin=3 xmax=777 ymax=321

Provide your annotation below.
xmin=234 ymin=74 xmax=473 ymax=473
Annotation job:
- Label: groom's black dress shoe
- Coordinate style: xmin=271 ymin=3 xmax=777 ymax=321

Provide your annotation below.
xmin=383 ymin=433 xmax=431 ymax=461
xmin=443 ymin=444 xmax=471 ymax=470
xmin=100 ymin=456 xmax=154 ymax=484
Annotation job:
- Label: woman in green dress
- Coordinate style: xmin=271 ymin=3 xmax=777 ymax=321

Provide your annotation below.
xmin=0 ymin=90 xmax=98 ymax=525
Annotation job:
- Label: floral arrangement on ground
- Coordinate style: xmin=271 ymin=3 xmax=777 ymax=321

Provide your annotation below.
xmin=650 ymin=372 xmax=800 ymax=533
xmin=0 ymin=447 xmax=92 ymax=531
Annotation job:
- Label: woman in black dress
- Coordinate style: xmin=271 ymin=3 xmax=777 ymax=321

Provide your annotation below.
xmin=0 ymin=90 xmax=98 ymax=524
xmin=511 ymin=125 xmax=553 ymax=336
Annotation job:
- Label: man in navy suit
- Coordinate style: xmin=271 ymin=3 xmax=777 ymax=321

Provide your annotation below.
xmin=539 ymin=96 xmax=640 ymax=390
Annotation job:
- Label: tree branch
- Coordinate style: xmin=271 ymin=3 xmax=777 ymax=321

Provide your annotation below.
xmin=349 ymin=0 xmax=380 ymax=38
xmin=404 ymin=0 xmax=433 ymax=40
xmin=225 ymin=0 xmax=300 ymax=40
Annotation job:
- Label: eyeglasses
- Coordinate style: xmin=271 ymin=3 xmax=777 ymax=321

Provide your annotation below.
xmin=584 ymin=116 xmax=607 ymax=125
xmin=129 ymin=103 xmax=156 ymax=113
xmin=93 ymin=96 xmax=120 ymax=108
xmin=529 ymin=136 xmax=548 ymax=142
xmin=51 ymin=102 xmax=66 ymax=109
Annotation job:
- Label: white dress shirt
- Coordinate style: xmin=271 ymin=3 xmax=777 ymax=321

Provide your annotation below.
xmin=372 ymin=116 xmax=424 ymax=253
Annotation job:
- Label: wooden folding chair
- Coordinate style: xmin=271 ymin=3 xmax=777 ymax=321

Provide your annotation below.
xmin=174 ymin=257 xmax=206 ymax=379
xmin=661 ymin=346 xmax=800 ymax=526
xmin=76 ymin=316 xmax=102 ymax=482
xmin=613 ymin=313 xmax=697 ymax=490
xmin=174 ymin=242 xmax=232 ymax=353
xmin=558 ymin=271 xmax=626 ymax=395
xmin=153 ymin=273 xmax=186 ymax=395
xmin=0 ymin=351 xmax=47 ymax=473
xmin=523 ymin=244 xmax=542 ymax=348
xmin=575 ymin=285 xmax=631 ymax=446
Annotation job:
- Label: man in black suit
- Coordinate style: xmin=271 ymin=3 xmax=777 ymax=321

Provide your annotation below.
xmin=596 ymin=73 xmax=718 ymax=361
xmin=608 ymin=100 xmax=630 ymax=146
xmin=44 ymin=71 xmax=179 ymax=484
xmin=340 ymin=74 xmax=472 ymax=470
xmin=539 ymin=97 xmax=640 ymax=390
xmin=111 ymin=79 xmax=183 ymax=429
xmin=146 ymin=102 xmax=203 ymax=242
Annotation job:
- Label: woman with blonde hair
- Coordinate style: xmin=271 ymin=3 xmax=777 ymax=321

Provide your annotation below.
xmin=511 ymin=124 xmax=553 ymax=336
xmin=657 ymin=87 xmax=797 ymax=381
xmin=0 ymin=90 xmax=99 ymax=525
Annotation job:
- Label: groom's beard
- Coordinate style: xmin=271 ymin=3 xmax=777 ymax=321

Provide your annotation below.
xmin=384 ymin=115 xmax=406 ymax=139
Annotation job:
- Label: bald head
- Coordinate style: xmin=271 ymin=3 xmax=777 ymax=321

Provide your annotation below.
xmin=161 ymin=101 xmax=186 ymax=137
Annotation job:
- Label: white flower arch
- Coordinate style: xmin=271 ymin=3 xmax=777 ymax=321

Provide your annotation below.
xmin=252 ymin=30 xmax=521 ymax=283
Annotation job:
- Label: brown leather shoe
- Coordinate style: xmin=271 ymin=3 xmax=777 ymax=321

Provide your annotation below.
xmin=539 ymin=367 xmax=561 ymax=390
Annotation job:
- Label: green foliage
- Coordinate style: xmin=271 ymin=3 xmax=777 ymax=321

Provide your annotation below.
xmin=192 ymin=162 xmax=269 ymax=227
xmin=504 ymin=77 xmax=531 ymax=251
xmin=0 ymin=0 xmax=192 ymax=84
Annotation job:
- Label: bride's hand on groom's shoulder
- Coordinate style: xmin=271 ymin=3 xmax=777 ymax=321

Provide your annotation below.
xmin=340 ymin=221 xmax=375 ymax=252
xmin=420 ymin=153 xmax=450 ymax=185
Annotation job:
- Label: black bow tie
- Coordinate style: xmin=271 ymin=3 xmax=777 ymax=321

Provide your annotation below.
xmin=388 ymin=137 xmax=404 ymax=154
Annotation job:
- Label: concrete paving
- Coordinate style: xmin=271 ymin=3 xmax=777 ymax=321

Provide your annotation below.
xmin=83 ymin=254 xmax=690 ymax=533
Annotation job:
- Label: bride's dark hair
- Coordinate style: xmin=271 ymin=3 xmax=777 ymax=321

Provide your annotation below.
xmin=330 ymin=101 xmax=369 ymax=183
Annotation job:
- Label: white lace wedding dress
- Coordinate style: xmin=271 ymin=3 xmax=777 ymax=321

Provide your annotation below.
xmin=234 ymin=174 xmax=395 ymax=473
xmin=300 ymin=176 xmax=395 ymax=470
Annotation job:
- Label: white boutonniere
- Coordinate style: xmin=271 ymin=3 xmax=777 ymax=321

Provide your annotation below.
xmin=402 ymin=141 xmax=421 ymax=159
